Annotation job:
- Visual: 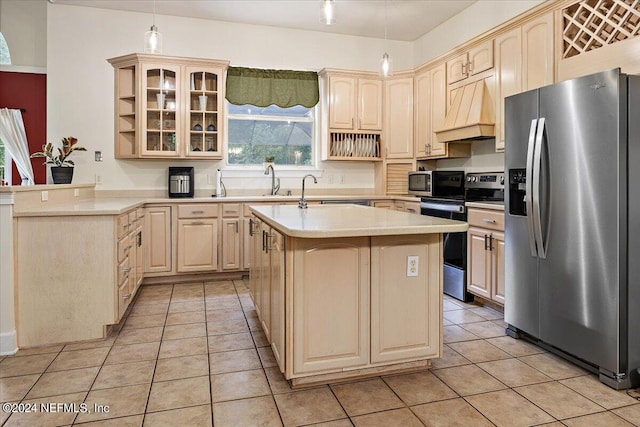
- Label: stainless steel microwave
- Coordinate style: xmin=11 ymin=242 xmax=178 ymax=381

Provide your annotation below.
xmin=408 ymin=170 xmax=465 ymax=197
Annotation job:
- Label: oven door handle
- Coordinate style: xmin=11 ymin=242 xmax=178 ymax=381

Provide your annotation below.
xmin=420 ymin=201 xmax=465 ymax=214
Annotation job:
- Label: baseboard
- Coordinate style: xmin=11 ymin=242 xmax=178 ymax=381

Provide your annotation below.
xmin=0 ymin=330 xmax=18 ymax=355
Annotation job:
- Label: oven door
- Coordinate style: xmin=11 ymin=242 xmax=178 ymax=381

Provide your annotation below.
xmin=420 ymin=200 xmax=466 ymax=270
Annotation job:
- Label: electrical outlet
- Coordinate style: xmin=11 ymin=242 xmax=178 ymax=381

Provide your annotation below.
xmin=407 ymin=255 xmax=419 ymax=277
xmin=74 ymin=189 xmax=79 ymax=197
xmin=339 ymin=175 xmax=345 ymax=184
xmin=41 ymin=191 xmax=48 ymax=202
xmin=95 ymin=174 xmax=103 ymax=184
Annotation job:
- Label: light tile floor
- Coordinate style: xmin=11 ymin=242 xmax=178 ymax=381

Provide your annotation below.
xmin=0 ymin=279 xmax=638 ymax=426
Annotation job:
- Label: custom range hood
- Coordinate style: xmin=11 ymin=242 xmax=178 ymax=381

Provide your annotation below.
xmin=435 ymin=80 xmax=495 ymax=143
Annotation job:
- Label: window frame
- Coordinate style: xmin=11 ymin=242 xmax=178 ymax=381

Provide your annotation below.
xmin=0 ymin=139 xmax=11 ymax=185
xmin=224 ymin=101 xmax=323 ymax=178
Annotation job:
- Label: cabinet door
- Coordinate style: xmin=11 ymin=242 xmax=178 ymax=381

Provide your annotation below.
xmin=469 ymin=40 xmax=494 ymax=76
xmin=135 ymin=225 xmax=144 ymax=290
xmin=259 ymin=229 xmax=271 ymax=341
xmin=522 ymin=13 xmax=554 ymax=91
xmin=428 ymin=64 xmax=448 ymax=157
xmin=328 ymin=76 xmax=356 ymax=129
xmin=141 ymin=64 xmax=181 ymax=157
xmin=371 ymin=235 xmax=441 ymax=363
xmin=384 ymin=77 xmax=414 ymax=159
xmin=242 ymin=218 xmax=251 ymax=270
xmin=358 ymin=78 xmax=383 ymax=130
xmin=269 ymin=229 xmax=286 ymax=373
xmin=221 ymin=218 xmax=241 ymax=270
xmin=144 ymin=206 xmax=172 ymax=273
xmin=414 ymin=71 xmax=430 ymax=158
xmin=292 ymin=237 xmax=370 ymax=374
xmin=491 ymin=231 xmax=506 ymax=305
xmin=184 ymin=66 xmax=223 ymax=158
xmin=249 ymin=217 xmax=263 ymax=312
xmin=467 ymin=227 xmax=491 ymax=299
xmin=447 ymin=53 xmax=468 ymax=84
xmin=177 ymin=218 xmax=218 ymax=272
xmin=494 ymin=28 xmax=522 ymax=151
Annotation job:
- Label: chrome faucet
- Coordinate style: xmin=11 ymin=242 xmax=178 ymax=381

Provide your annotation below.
xmin=264 ymin=164 xmax=280 ymax=195
xmin=298 ymin=174 xmax=318 ymax=209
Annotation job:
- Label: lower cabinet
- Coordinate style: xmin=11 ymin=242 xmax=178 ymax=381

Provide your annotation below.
xmin=177 ymin=218 xmax=218 ymax=272
xmin=291 ymin=237 xmax=371 ymax=374
xmin=370 ymin=235 xmax=441 ymax=363
xmin=249 ymin=216 xmax=285 ymax=371
xmin=249 ymin=222 xmax=443 ymax=381
xmin=144 ymin=206 xmax=172 ymax=273
xmin=467 ymin=208 xmax=505 ymax=305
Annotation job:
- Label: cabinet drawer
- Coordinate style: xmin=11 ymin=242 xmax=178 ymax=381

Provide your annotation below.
xmin=178 ymin=204 xmax=219 ymax=219
xmin=118 ymin=258 xmax=130 ymax=285
xmin=136 ymin=207 xmax=145 ymax=220
xmin=117 ymin=213 xmax=130 ymax=239
xmin=118 ymin=280 xmax=132 ymax=320
xmin=222 ymin=203 xmax=241 ymax=217
xmin=118 ymin=236 xmax=132 ymax=262
xmin=467 ymin=208 xmax=504 ymax=231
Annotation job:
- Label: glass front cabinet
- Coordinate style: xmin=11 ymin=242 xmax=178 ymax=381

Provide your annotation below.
xmin=109 ymin=54 xmax=229 ymax=159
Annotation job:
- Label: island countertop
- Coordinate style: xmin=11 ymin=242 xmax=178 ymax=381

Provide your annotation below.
xmin=249 ymin=204 xmax=468 ymax=238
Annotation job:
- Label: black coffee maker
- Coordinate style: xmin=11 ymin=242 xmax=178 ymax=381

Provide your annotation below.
xmin=168 ymin=167 xmax=194 ymax=198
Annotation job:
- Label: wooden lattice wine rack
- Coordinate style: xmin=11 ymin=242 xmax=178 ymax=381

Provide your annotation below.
xmin=562 ymin=0 xmax=640 ymax=59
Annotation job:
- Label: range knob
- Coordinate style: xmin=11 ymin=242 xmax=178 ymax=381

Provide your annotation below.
xmin=471 ymin=176 xmax=478 ymax=182
xmin=466 ymin=176 xmax=472 ymax=182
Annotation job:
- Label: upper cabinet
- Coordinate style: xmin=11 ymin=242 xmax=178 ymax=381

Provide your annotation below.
xmin=447 ymin=40 xmax=494 ymax=85
xmin=494 ymin=12 xmax=554 ymax=151
xmin=322 ymin=70 xmax=382 ymax=161
xmin=384 ymin=75 xmax=414 ymax=159
xmin=108 ymin=54 xmax=229 ymax=160
xmin=414 ymin=63 xmax=470 ymax=160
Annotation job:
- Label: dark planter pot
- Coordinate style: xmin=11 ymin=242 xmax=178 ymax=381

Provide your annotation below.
xmin=51 ymin=167 xmax=74 ymax=184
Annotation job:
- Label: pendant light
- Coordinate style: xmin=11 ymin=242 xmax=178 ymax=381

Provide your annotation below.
xmin=320 ymin=0 xmax=336 ymax=25
xmin=0 ymin=32 xmax=10 ymax=65
xmin=144 ymin=0 xmax=163 ymax=54
xmin=379 ymin=0 xmax=392 ymax=78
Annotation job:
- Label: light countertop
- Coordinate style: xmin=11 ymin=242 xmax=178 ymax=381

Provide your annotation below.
xmin=250 ymin=204 xmax=468 ymax=238
xmin=11 ymin=194 xmax=420 ymax=217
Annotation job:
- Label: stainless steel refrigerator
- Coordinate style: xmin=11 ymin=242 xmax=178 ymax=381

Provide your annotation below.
xmin=504 ymin=68 xmax=639 ymax=390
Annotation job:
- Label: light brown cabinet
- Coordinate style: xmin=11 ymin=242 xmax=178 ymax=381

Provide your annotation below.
xmin=327 ymin=74 xmax=382 ymax=131
xmin=291 ymin=237 xmax=371 ymax=374
xmin=144 ymin=206 xmax=172 ymax=274
xmin=447 ymin=40 xmax=494 ymax=84
xmin=494 ymin=13 xmax=554 ymax=151
xmin=322 ymin=71 xmax=383 ymax=161
xmin=467 ymin=208 xmax=505 ymax=305
xmin=384 ymin=76 xmax=414 ymax=159
xmin=176 ymin=204 xmax=219 ymax=273
xmin=414 ymin=63 xmax=471 ymax=160
xmin=117 ymin=209 xmax=144 ymax=319
xmin=370 ymin=235 xmax=441 ymax=363
xmin=221 ymin=203 xmax=242 ymax=270
xmin=109 ymin=54 xmax=229 ymax=159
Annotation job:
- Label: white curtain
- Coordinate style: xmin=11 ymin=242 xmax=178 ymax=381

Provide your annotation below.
xmin=0 ymin=108 xmax=35 ymax=185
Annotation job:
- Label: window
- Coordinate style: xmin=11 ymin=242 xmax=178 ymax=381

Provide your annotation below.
xmin=227 ymin=103 xmax=314 ymax=166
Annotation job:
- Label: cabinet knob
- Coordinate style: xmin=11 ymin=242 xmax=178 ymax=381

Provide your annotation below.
xmin=482 ymin=218 xmax=497 ymax=224
xmin=192 ymin=210 xmax=204 ymax=214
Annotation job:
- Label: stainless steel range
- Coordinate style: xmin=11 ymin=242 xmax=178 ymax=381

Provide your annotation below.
xmin=419 ymin=171 xmax=504 ymax=302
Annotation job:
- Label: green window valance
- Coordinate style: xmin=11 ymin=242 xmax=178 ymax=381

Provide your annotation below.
xmin=226 ymin=66 xmax=319 ymax=108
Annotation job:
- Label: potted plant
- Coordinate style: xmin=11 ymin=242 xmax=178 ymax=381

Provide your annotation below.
xmin=31 ymin=137 xmax=87 ymax=184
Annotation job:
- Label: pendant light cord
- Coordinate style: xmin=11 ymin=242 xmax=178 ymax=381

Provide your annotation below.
xmin=384 ymin=0 xmax=388 ymax=42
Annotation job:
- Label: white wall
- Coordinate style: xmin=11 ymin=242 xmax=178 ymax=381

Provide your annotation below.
xmin=413 ymin=0 xmax=544 ymax=65
xmin=46 ymin=3 xmax=413 ymax=193
xmin=0 ymin=0 xmax=47 ymax=68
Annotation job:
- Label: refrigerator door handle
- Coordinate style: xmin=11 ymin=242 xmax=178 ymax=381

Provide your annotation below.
xmin=525 ymin=118 xmax=539 ymax=257
xmin=532 ymin=117 xmax=547 ymax=259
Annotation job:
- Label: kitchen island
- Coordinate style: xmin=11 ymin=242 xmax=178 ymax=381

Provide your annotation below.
xmin=248 ymin=204 xmax=468 ymax=387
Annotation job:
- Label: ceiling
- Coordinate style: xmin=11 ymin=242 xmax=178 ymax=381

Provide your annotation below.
xmin=50 ymin=0 xmax=477 ymax=42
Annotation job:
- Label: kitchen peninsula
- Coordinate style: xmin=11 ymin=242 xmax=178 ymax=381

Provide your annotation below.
xmin=248 ymin=204 xmax=467 ymax=387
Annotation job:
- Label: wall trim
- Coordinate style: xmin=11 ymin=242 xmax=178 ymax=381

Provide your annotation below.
xmin=0 ymin=193 xmax=15 ymax=205
xmin=0 ymin=331 xmax=18 ymax=355
xmin=0 ymin=65 xmax=47 ymax=74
